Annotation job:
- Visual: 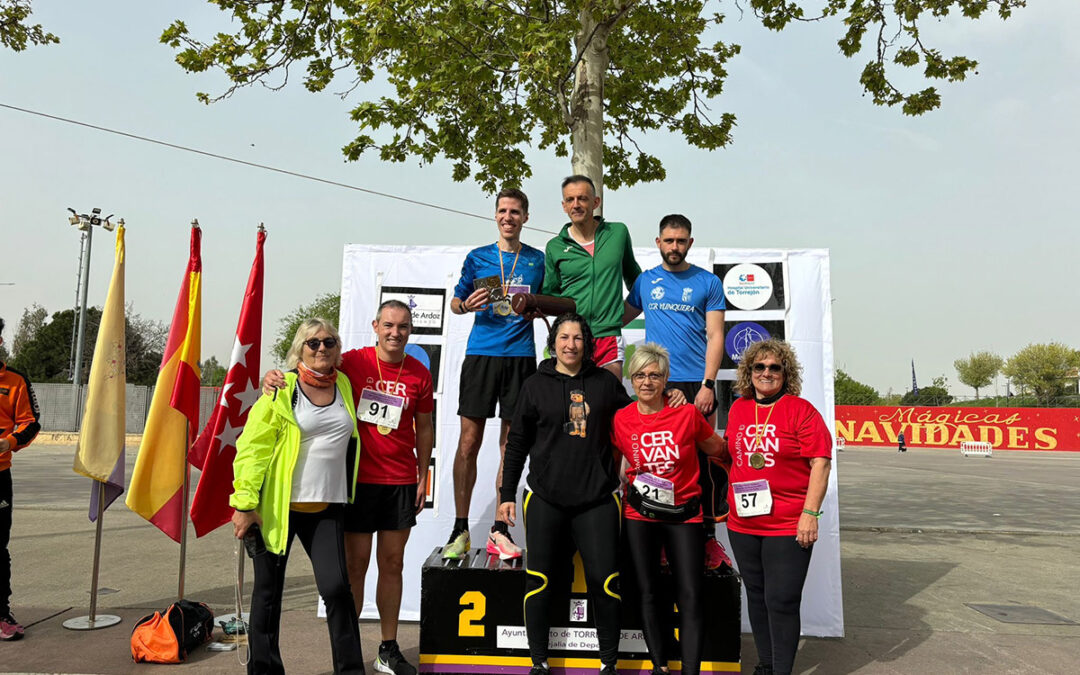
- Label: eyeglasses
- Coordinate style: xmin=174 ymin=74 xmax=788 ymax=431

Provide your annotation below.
xmin=304 ymin=337 xmax=338 ymax=350
xmin=631 ymin=372 xmax=665 ymax=383
xmin=752 ymin=363 xmax=783 ymax=374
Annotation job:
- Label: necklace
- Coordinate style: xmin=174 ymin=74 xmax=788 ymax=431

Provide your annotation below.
xmin=750 ymin=397 xmax=780 ymax=469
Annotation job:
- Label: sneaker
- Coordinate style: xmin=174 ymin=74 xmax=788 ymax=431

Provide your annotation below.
xmin=0 ymin=613 xmax=25 ymax=641
xmin=599 ymin=665 xmax=619 ymax=675
xmin=375 ymin=641 xmax=416 ymax=675
xmin=486 ymin=529 xmax=523 ymax=560
xmin=704 ymin=536 xmax=732 ymax=570
xmin=442 ymin=529 xmax=471 ymax=560
xmin=529 ymin=666 xmax=550 ymax=675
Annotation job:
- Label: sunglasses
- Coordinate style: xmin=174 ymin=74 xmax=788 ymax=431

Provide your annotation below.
xmin=304 ymin=337 xmax=338 ymax=350
xmin=752 ymin=363 xmax=783 ymax=374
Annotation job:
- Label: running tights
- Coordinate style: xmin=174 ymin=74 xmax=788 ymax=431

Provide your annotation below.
xmin=727 ymin=530 xmax=814 ymax=675
xmin=248 ymin=505 xmax=365 ymax=675
xmin=624 ymin=519 xmax=704 ymax=675
xmin=522 ymin=490 xmax=621 ymax=666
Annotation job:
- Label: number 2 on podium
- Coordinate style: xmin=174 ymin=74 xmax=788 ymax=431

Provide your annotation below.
xmin=459 ymin=591 xmax=486 ymax=637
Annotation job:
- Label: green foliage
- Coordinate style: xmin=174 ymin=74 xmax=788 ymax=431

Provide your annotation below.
xmin=200 ymin=355 xmax=227 ymax=386
xmin=12 ymin=302 xmax=47 ymax=358
xmin=751 ymin=0 xmax=1023 ymax=116
xmin=11 ymin=308 xmax=91 ymax=383
xmin=900 ymin=379 xmax=952 ymax=406
xmin=162 ymin=0 xmax=1017 ymax=191
xmin=0 ymin=0 xmax=59 ymax=51
xmin=834 ymin=368 xmax=880 ymax=405
xmin=272 ymin=293 xmax=341 ymax=366
xmin=954 ymin=350 xmax=1003 ymax=398
xmin=1002 ymin=342 xmax=1080 ymax=405
xmin=8 ymin=305 xmax=166 ymax=386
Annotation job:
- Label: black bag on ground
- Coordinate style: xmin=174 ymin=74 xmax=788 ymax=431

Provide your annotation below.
xmin=130 ymin=599 xmax=214 ymax=663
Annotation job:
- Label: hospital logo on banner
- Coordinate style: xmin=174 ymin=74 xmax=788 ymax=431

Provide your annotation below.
xmin=381 ymin=285 xmax=447 ymax=335
xmin=715 ymin=262 xmax=786 ymax=311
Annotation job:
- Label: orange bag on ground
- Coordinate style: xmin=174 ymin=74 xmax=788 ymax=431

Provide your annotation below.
xmin=130 ymin=600 xmax=214 ymax=663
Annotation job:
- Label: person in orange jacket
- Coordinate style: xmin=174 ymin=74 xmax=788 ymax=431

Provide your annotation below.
xmin=0 ymin=318 xmax=42 ymax=641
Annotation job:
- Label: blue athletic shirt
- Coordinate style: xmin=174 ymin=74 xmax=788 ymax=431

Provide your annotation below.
xmin=626 ymin=264 xmax=726 ymax=382
xmin=454 ymin=243 xmax=545 ymax=357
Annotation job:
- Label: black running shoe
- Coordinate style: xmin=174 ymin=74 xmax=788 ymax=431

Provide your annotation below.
xmin=374 ymin=640 xmax=416 ymax=675
xmin=528 ymin=666 xmax=550 ymax=675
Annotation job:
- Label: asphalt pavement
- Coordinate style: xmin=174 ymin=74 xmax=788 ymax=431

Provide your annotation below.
xmin=2 ymin=443 xmax=1078 ymax=674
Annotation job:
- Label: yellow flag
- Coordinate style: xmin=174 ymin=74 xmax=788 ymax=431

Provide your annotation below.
xmin=74 ymin=225 xmax=126 ymax=490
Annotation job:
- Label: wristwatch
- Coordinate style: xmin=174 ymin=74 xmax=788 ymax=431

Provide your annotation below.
xmin=701 ymin=378 xmax=715 ymax=390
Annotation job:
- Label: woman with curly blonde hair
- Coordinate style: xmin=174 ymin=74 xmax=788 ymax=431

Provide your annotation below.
xmin=724 ymin=338 xmax=831 ymax=675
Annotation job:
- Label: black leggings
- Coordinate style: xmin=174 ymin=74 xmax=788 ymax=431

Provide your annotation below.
xmin=624 ymin=519 xmax=704 ymax=675
xmin=522 ymin=490 xmax=621 ymax=666
xmin=249 ymin=505 xmax=365 ymax=674
xmin=727 ymin=530 xmax=814 ymax=675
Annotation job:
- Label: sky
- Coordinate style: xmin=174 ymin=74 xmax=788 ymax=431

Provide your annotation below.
xmin=1 ymin=0 xmax=1077 ymax=398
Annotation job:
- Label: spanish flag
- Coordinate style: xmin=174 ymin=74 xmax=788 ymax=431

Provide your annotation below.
xmin=126 ymin=225 xmax=201 ymax=541
xmin=73 ymin=224 xmax=127 ymax=518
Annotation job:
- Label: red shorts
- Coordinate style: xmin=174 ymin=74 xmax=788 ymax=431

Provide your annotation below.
xmin=592 ymin=334 xmax=625 ymax=367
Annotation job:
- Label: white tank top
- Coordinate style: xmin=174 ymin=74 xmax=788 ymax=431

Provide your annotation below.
xmin=290 ymin=386 xmax=354 ymax=503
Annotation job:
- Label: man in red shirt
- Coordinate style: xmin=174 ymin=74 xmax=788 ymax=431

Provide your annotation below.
xmin=341 ymin=300 xmax=433 ymax=675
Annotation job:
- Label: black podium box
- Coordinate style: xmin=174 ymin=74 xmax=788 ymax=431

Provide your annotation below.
xmin=419 ymin=547 xmax=741 ymax=674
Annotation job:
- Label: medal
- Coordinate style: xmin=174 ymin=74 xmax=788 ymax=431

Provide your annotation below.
xmin=750 ymin=452 xmax=766 ymax=470
xmin=378 ymin=425 xmax=393 ymax=435
xmin=494 ymin=300 xmax=512 ymax=316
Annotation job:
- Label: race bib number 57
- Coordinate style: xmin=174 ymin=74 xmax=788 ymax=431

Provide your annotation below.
xmin=732 ymin=479 xmax=773 ymax=518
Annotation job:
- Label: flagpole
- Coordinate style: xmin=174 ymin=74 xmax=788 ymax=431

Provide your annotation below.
xmin=179 ymin=425 xmax=190 ymax=601
xmin=62 ymin=481 xmax=122 ymax=630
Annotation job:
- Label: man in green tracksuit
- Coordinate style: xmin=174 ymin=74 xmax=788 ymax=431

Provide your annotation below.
xmin=542 ymin=175 xmax=641 ymax=378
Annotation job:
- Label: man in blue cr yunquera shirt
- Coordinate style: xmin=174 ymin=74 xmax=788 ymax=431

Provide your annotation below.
xmin=624 ymin=214 xmax=734 ymax=570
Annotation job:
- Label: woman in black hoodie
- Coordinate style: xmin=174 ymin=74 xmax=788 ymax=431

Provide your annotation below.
xmin=497 ymin=313 xmax=631 ymax=675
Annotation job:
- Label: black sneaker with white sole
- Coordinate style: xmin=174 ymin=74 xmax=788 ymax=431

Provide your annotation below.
xmin=374 ymin=640 xmax=416 ymax=675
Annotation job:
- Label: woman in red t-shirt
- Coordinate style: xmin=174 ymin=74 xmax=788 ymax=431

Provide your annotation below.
xmin=611 ymin=343 xmax=726 ymax=675
xmin=724 ymin=339 xmax=832 ymax=675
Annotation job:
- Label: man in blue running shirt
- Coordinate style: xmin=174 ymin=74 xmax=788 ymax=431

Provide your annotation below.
xmin=443 ymin=188 xmax=544 ymax=561
xmin=625 ymin=214 xmax=733 ymax=569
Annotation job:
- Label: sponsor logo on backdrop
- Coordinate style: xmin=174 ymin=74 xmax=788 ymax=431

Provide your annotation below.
xmin=725 ymin=321 xmax=771 ymax=364
xmin=380 ymin=286 xmax=446 ymax=335
xmin=722 ymin=263 xmax=773 ymax=310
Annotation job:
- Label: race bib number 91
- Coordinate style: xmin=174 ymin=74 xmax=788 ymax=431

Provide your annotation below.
xmin=359 ymin=388 xmax=404 ymax=430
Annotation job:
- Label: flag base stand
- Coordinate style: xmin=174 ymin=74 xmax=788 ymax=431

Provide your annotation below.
xmin=63 ymin=614 xmax=122 ymax=631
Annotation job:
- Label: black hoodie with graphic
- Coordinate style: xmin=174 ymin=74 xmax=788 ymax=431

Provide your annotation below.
xmin=500 ymin=357 xmax=633 ymax=508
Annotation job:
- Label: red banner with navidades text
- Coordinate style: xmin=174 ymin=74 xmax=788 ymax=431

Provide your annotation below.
xmin=835 ymin=406 xmax=1080 ymax=452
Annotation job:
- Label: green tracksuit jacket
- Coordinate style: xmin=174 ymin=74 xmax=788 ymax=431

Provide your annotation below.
xmin=541 ymin=218 xmax=641 ymax=338
xmin=230 ymin=372 xmax=360 ymax=555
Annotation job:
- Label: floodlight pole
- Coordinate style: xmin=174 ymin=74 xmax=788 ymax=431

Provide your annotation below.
xmin=71 ymin=225 xmax=93 ymax=428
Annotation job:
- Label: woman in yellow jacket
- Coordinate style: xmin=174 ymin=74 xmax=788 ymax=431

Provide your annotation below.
xmin=231 ymin=318 xmax=365 ymax=675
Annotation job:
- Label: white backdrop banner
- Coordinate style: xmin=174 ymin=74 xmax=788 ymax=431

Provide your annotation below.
xmin=339 ymin=244 xmax=842 ymax=637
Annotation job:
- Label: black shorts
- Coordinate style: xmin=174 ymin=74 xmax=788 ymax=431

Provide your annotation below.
xmin=457 ymin=355 xmax=537 ymax=420
xmin=669 ymin=381 xmax=728 ymax=522
xmin=344 ymin=483 xmax=418 ymax=533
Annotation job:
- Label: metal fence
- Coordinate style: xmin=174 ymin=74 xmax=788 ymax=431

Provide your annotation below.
xmin=33 ymin=382 xmax=222 ymax=433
